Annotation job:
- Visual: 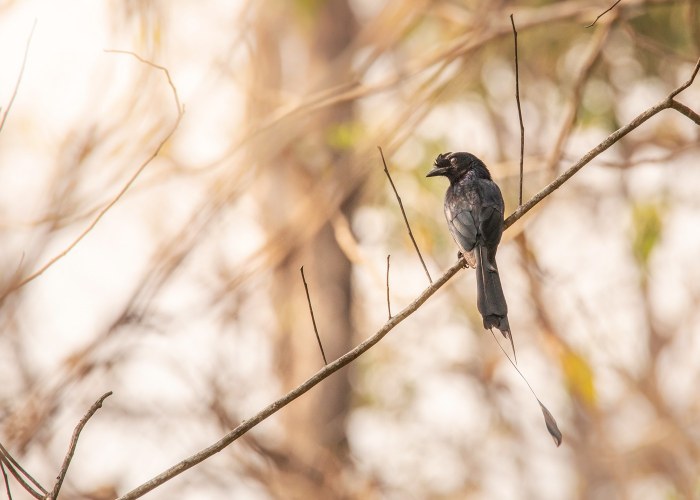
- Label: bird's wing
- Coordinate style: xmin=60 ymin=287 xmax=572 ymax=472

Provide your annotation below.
xmin=477 ymin=178 xmax=505 ymax=212
xmin=445 ymin=196 xmax=478 ymax=253
xmin=476 ymin=179 xmax=505 ymax=255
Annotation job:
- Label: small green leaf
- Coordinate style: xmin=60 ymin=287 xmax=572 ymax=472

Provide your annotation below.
xmin=631 ymin=202 xmax=664 ymax=270
xmin=326 ymin=121 xmax=363 ymax=150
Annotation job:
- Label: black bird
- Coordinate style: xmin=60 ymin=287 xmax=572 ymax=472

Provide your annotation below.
xmin=427 ymin=152 xmax=515 ymax=359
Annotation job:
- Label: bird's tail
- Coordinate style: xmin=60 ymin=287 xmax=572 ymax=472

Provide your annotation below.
xmin=475 ymin=245 xmax=515 ymax=361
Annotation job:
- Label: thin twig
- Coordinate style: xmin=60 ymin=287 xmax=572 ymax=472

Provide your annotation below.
xmin=104 ymin=50 xmax=183 ymax=112
xmin=0 ymin=461 xmax=11 ymax=500
xmin=300 ymin=266 xmax=328 ymax=366
xmin=586 ymin=0 xmax=623 ymax=28
xmin=378 ymin=146 xmax=433 ymax=284
xmin=670 ymin=99 xmax=700 ymax=125
xmin=9 ymin=51 xmax=184 ymax=293
xmin=48 ymin=392 xmax=113 ymax=500
xmin=116 ymin=55 xmax=700 ymax=500
xmin=0 ymin=456 xmax=41 ymax=499
xmin=669 ymin=57 xmax=700 ymax=98
xmin=510 ymin=14 xmax=525 ymax=206
xmin=386 ymin=254 xmax=392 ymax=319
xmin=0 ymin=20 xmax=35 ymax=135
xmin=0 ymin=443 xmax=46 ymax=496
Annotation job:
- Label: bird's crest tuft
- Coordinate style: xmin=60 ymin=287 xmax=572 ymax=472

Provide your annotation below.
xmin=434 ymin=152 xmax=453 ymax=168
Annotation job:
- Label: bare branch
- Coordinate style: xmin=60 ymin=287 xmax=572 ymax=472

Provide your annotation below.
xmin=377 ymin=146 xmax=433 ymax=284
xmin=669 ymin=99 xmax=700 ymax=125
xmin=510 ymin=14 xmax=525 ymax=206
xmin=0 ymin=456 xmax=42 ymax=499
xmin=386 ymin=254 xmax=392 ymax=319
xmin=300 ymin=266 xmax=328 ymax=366
xmin=0 ymin=443 xmax=46 ymax=497
xmin=0 ymin=461 xmax=11 ymax=500
xmin=48 ymin=391 xmax=113 ymax=500
xmin=0 ymin=20 xmax=35 ymax=134
xmin=8 ymin=51 xmax=184 ymax=293
xmin=669 ymin=57 xmax=700 ymax=98
xmin=116 ymin=54 xmax=700 ymax=500
xmin=104 ymin=50 xmax=183 ymax=113
xmin=586 ymin=0 xmax=623 ymax=28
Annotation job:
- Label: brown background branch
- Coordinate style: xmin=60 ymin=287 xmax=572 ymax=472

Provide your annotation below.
xmin=0 ymin=20 xmax=35 ymax=134
xmin=6 ymin=51 xmax=184 ymax=294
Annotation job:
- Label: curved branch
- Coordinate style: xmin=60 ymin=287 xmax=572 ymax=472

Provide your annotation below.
xmin=48 ymin=392 xmax=113 ymax=500
xmin=8 ymin=52 xmax=184 ymax=293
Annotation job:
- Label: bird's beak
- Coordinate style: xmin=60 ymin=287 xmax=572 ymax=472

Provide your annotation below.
xmin=426 ymin=166 xmax=447 ymax=178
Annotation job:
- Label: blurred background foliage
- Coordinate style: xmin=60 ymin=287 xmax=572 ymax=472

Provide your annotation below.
xmin=0 ymin=0 xmax=699 ymax=498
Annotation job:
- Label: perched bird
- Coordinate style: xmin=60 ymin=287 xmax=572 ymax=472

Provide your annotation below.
xmin=427 ymin=152 xmax=515 ymax=359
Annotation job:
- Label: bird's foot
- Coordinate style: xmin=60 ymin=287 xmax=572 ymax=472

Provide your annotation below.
xmin=458 ymin=251 xmax=477 ymax=268
xmin=457 ymin=251 xmax=467 ymax=268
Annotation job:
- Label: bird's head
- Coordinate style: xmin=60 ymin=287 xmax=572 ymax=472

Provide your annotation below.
xmin=426 ymin=151 xmax=491 ymax=183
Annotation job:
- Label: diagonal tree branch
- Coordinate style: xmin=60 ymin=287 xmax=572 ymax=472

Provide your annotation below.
xmin=0 ymin=443 xmax=46 ymax=496
xmin=0 ymin=455 xmax=42 ymax=499
xmin=116 ymin=54 xmax=700 ymax=500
